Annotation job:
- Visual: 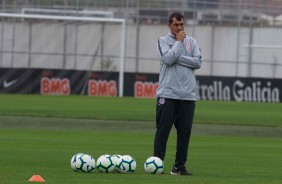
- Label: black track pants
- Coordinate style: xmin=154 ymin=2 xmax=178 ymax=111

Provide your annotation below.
xmin=154 ymin=97 xmax=195 ymax=168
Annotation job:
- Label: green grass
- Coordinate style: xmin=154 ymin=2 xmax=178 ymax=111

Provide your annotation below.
xmin=0 ymin=94 xmax=281 ymax=126
xmin=0 ymin=94 xmax=282 ymax=183
xmin=0 ymin=117 xmax=281 ymax=184
xmin=0 ymin=94 xmax=155 ymax=121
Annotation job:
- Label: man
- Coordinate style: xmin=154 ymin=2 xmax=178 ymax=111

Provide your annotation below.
xmin=154 ymin=12 xmax=202 ymax=176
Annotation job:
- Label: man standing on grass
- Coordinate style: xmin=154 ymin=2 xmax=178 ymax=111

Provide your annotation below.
xmin=154 ymin=12 xmax=202 ymax=176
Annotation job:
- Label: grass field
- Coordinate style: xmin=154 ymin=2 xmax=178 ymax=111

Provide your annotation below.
xmin=0 ymin=94 xmax=282 ymax=184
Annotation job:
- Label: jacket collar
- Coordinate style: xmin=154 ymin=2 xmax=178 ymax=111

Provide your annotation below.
xmin=168 ymin=31 xmax=176 ymax=39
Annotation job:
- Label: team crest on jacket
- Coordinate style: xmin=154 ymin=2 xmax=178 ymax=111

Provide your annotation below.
xmin=158 ymin=97 xmax=165 ymax=105
xmin=186 ymin=42 xmax=192 ymax=52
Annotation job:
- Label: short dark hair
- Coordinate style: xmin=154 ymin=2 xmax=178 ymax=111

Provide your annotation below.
xmin=168 ymin=12 xmax=184 ymax=23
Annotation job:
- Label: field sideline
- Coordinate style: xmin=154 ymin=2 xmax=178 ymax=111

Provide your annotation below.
xmin=0 ymin=94 xmax=281 ymax=184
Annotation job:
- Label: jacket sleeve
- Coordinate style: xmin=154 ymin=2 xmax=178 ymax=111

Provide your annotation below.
xmin=175 ymin=38 xmax=202 ymax=69
xmin=157 ymin=37 xmax=183 ymax=65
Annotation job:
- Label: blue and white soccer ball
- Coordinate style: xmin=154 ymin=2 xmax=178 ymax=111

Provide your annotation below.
xmin=70 ymin=153 xmax=85 ymax=171
xmin=144 ymin=156 xmax=164 ymax=174
xmin=72 ymin=153 xmax=95 ymax=173
xmin=116 ymin=155 xmax=137 ymax=174
xmin=111 ymin=154 xmax=122 ymax=172
xmin=96 ymin=154 xmax=115 ymax=173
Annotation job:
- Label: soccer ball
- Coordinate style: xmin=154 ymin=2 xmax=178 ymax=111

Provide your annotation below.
xmin=144 ymin=156 xmax=164 ymax=174
xmin=96 ymin=154 xmax=115 ymax=173
xmin=116 ymin=155 xmax=137 ymax=174
xmin=70 ymin=153 xmax=85 ymax=171
xmin=74 ymin=153 xmax=95 ymax=173
xmin=111 ymin=154 xmax=122 ymax=172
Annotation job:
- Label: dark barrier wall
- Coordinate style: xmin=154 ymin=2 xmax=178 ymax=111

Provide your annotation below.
xmin=0 ymin=68 xmax=119 ymax=96
xmin=0 ymin=68 xmax=33 ymax=94
xmin=196 ymin=76 xmax=281 ymax=103
xmin=0 ymin=68 xmax=281 ymax=102
xmin=124 ymin=73 xmax=159 ymax=97
xmin=124 ymin=73 xmax=281 ymax=103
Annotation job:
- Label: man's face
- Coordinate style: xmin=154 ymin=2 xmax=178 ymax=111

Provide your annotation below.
xmin=168 ymin=17 xmax=184 ymax=36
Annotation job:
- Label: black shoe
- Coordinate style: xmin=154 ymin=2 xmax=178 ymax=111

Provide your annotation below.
xmin=170 ymin=166 xmax=192 ymax=176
